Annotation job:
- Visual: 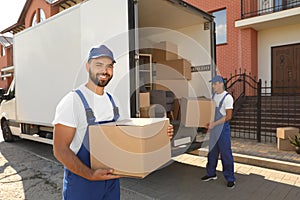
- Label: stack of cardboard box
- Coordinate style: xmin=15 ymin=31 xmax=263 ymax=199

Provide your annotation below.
xmin=276 ymin=127 xmax=299 ymax=151
xmin=151 ymin=41 xmax=191 ymax=120
xmin=153 ymin=41 xmax=192 ymax=81
xmin=139 ymin=92 xmax=150 ymax=118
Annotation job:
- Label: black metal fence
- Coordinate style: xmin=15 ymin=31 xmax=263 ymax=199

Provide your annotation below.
xmin=225 ymin=71 xmax=300 ymax=143
xmin=241 ymin=0 xmax=300 ymax=19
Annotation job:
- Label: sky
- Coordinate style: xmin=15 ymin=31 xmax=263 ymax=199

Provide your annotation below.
xmin=0 ymin=0 xmax=26 ymax=36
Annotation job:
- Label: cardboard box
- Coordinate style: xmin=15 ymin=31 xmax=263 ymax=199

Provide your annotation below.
xmin=181 ymin=97 xmax=215 ymax=127
xmin=89 ymin=118 xmax=171 ymax=178
xmin=276 ymin=127 xmax=299 ymax=139
xmin=277 ymin=138 xmax=295 ymax=151
xmin=140 ymin=106 xmax=150 ymax=118
xmin=154 ymin=79 xmax=189 ymax=98
xmin=155 ymin=59 xmax=192 ymax=80
xmin=152 ymin=41 xmax=178 ymax=62
xmin=139 ymin=92 xmax=150 ymax=108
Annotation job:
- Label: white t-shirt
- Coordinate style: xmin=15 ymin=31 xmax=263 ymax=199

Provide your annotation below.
xmin=212 ymin=91 xmax=234 ymax=116
xmin=52 ymin=84 xmax=116 ymax=154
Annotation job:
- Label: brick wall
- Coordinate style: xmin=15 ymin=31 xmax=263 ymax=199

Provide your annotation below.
xmin=0 ymin=45 xmax=13 ymax=89
xmin=185 ymin=0 xmax=258 ymax=79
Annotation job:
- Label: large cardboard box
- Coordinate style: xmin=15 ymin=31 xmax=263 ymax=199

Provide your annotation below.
xmin=277 ymin=138 xmax=295 ymax=151
xmin=181 ymin=97 xmax=215 ymax=127
xmin=139 ymin=92 xmax=150 ymax=108
xmin=156 ymin=59 xmax=192 ymax=80
xmin=152 ymin=41 xmax=178 ymax=62
xmin=89 ymin=118 xmax=171 ymax=178
xmin=154 ymin=79 xmax=189 ymax=98
xmin=276 ymin=127 xmax=299 ymax=139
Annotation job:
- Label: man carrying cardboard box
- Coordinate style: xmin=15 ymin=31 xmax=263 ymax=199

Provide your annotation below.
xmin=201 ymin=75 xmax=236 ymax=189
xmin=52 ymin=45 xmax=173 ymax=200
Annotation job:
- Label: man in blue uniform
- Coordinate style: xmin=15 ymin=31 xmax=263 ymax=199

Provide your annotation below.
xmin=52 ymin=45 xmax=174 ymax=199
xmin=201 ymin=75 xmax=236 ymax=189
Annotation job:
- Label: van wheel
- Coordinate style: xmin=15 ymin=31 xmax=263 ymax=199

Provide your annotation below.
xmin=1 ymin=119 xmax=14 ymax=142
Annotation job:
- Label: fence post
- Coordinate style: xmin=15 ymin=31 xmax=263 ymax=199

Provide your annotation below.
xmin=257 ymin=79 xmax=262 ymax=142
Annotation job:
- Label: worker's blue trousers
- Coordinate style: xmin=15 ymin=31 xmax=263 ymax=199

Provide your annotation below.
xmin=63 ymin=168 xmax=120 ymax=200
xmin=206 ymin=122 xmax=236 ymax=182
xmin=62 ymin=90 xmax=120 ymax=200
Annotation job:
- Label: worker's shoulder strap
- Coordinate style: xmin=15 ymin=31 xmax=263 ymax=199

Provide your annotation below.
xmin=212 ymin=92 xmax=229 ymax=108
xmin=219 ymin=92 xmax=229 ymax=108
xmin=106 ymin=92 xmax=120 ymax=121
xmin=74 ymin=89 xmax=96 ymax=124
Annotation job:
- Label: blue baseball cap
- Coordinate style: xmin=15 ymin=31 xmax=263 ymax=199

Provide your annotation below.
xmin=88 ymin=45 xmax=116 ymax=63
xmin=209 ymin=75 xmax=224 ymax=83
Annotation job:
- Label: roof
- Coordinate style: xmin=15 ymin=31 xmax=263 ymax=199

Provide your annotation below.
xmin=0 ymin=36 xmax=13 ymax=47
xmin=52 ymin=0 xmax=85 ymax=9
xmin=0 ymin=0 xmax=80 ymax=35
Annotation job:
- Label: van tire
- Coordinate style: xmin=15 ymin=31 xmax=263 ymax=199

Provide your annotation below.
xmin=1 ymin=119 xmax=14 ymax=142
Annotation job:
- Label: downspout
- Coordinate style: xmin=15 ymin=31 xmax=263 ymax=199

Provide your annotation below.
xmin=210 ymin=20 xmax=217 ymax=78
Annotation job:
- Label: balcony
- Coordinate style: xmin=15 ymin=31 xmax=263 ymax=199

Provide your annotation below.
xmin=236 ymin=0 xmax=300 ymax=30
xmin=242 ymin=0 xmax=300 ymax=19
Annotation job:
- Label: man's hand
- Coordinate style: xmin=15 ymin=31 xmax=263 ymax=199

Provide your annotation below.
xmin=89 ymin=168 xmax=120 ymax=181
xmin=167 ymin=124 xmax=174 ymax=139
xmin=206 ymin=122 xmax=215 ymax=130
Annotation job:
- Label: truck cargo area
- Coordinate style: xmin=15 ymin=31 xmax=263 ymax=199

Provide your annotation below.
xmin=0 ymin=0 xmax=214 ymax=154
xmin=136 ymin=0 xmax=214 ymax=153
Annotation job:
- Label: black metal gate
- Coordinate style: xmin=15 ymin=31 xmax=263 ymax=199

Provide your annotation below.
xmin=225 ymin=71 xmax=300 ymax=143
xmin=225 ymin=72 xmax=262 ymax=142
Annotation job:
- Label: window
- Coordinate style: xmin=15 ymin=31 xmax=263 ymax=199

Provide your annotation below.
xmin=212 ymin=9 xmax=227 ymax=45
xmin=2 ymin=46 xmax=5 ymax=56
xmin=258 ymin=0 xmax=273 ymax=13
xmin=31 ymin=9 xmax=46 ymax=27
xmin=31 ymin=13 xmax=37 ymax=26
xmin=40 ymin=9 xmax=46 ymax=22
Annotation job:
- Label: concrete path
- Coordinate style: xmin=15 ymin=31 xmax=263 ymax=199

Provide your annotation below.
xmin=1 ymin=134 xmax=300 ymax=200
xmin=121 ymin=154 xmax=300 ymax=200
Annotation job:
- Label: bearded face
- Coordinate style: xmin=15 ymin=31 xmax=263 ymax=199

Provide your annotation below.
xmin=89 ymin=67 xmax=113 ymax=87
xmin=88 ymin=57 xmax=114 ymax=87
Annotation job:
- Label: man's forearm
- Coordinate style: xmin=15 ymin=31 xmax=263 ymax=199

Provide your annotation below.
xmin=213 ymin=116 xmax=226 ymax=126
xmin=213 ymin=115 xmax=231 ymax=126
xmin=54 ymin=147 xmax=93 ymax=180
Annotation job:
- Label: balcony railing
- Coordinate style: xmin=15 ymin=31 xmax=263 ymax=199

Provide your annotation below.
xmin=241 ymin=0 xmax=300 ymax=19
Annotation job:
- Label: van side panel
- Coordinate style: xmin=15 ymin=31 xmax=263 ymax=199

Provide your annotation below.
xmin=14 ymin=0 xmax=130 ymax=126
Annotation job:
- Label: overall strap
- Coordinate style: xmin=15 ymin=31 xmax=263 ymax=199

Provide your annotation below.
xmin=212 ymin=93 xmax=216 ymax=100
xmin=106 ymin=92 xmax=120 ymax=121
xmin=74 ymin=90 xmax=96 ymax=125
xmin=219 ymin=92 xmax=229 ymax=108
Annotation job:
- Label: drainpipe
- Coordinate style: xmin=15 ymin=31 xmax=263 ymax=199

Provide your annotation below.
xmin=210 ymin=21 xmax=216 ymax=78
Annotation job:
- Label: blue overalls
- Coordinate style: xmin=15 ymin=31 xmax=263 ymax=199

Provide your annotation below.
xmin=62 ymin=90 xmax=120 ymax=200
xmin=206 ymin=93 xmax=235 ymax=182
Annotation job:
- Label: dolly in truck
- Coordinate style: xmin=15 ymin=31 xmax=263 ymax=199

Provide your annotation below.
xmin=0 ymin=0 xmax=216 ymax=157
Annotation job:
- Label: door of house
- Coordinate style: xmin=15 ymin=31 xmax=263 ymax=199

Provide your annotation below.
xmin=272 ymin=43 xmax=300 ymax=95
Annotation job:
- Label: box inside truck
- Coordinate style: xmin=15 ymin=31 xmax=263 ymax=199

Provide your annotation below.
xmin=136 ymin=0 xmax=214 ymax=121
